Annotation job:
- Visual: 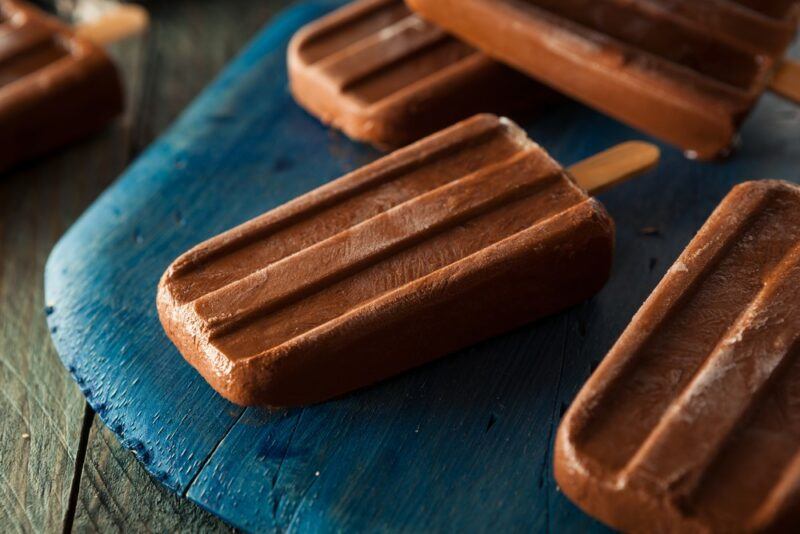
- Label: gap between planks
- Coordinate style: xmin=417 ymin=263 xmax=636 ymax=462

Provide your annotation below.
xmin=62 ymin=404 xmax=95 ymax=534
xmin=181 ymin=409 xmax=247 ymax=498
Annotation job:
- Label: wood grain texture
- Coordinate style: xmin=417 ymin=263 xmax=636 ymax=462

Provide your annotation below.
xmin=43 ymin=2 xmax=800 ymax=533
xmin=0 ymin=149 xmax=89 ymax=532
xmin=74 ymin=413 xmax=232 ymax=533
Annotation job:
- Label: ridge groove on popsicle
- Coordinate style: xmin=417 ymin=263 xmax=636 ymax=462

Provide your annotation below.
xmin=315 ymin=15 xmax=448 ymax=92
xmin=210 ymin=189 xmax=591 ymax=360
xmin=295 ymin=1 xmax=477 ymax=104
xmin=615 ymin=0 xmax=796 ymax=55
xmin=295 ymin=0 xmax=410 ymax=64
xmin=198 ymin=153 xmax=565 ymax=341
xmin=166 ymin=116 xmax=516 ymax=300
xmin=514 ymin=0 xmax=769 ymax=90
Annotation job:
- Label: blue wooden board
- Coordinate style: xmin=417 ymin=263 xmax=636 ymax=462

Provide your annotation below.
xmin=45 ymin=2 xmax=800 ymax=531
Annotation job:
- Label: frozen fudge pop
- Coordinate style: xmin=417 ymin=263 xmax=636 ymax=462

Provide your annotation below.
xmin=407 ymin=0 xmax=800 ymax=159
xmin=288 ymin=0 xmax=546 ymax=148
xmin=0 ymin=0 xmax=126 ymax=173
xmin=157 ymin=114 xmax=658 ymax=407
xmin=555 ymin=180 xmax=800 ymax=532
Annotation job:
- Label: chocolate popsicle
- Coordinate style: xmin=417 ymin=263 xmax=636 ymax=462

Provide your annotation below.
xmin=407 ymin=0 xmax=800 ymax=159
xmin=0 ymin=0 xmax=127 ymax=173
xmin=157 ymin=114 xmax=658 ymax=407
xmin=556 ymin=180 xmax=800 ymax=532
xmin=288 ymin=0 xmax=547 ymax=148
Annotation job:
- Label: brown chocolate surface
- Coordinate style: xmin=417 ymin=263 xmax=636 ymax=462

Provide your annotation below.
xmin=157 ymin=114 xmax=615 ymax=407
xmin=0 ymin=0 xmax=123 ymax=173
xmin=555 ymin=180 xmax=800 ymax=532
xmin=288 ymin=0 xmax=548 ymax=149
xmin=407 ymin=0 xmax=799 ymax=159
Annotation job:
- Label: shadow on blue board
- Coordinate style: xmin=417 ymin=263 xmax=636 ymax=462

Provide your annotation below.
xmin=45 ymin=0 xmax=800 ymax=532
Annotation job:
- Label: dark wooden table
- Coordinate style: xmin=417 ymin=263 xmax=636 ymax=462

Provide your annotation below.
xmin=0 ymin=1 xmax=296 ymax=530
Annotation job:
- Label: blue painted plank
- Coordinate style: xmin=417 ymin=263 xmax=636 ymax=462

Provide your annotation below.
xmin=45 ymin=1 xmax=800 ymax=531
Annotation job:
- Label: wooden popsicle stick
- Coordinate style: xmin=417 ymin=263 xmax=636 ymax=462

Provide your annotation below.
xmin=568 ymin=141 xmax=660 ymax=196
xmin=770 ymin=59 xmax=800 ymax=104
xmin=75 ymin=4 xmax=149 ymax=47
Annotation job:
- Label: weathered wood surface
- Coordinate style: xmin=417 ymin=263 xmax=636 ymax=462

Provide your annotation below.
xmin=1 ymin=1 xmax=297 ymax=532
xmin=39 ymin=2 xmax=800 ymax=533
xmin=0 ymin=128 xmax=90 ymax=533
